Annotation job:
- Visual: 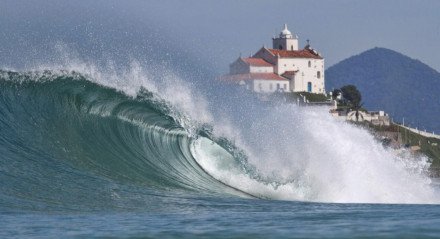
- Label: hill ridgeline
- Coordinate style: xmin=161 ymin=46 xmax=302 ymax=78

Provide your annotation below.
xmin=326 ymin=47 xmax=440 ymax=133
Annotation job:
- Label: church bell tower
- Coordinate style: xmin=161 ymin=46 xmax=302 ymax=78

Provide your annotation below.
xmin=272 ymin=24 xmax=299 ymax=51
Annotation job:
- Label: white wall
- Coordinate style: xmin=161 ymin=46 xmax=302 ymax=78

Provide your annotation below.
xmin=252 ymin=79 xmax=289 ymax=93
xmin=229 ymin=58 xmax=274 ymax=74
xmin=249 ymin=65 xmax=273 ymax=73
xmin=276 ymin=58 xmax=325 ymax=93
xmin=253 ymin=48 xmax=325 ymax=94
xmin=272 ymin=38 xmax=299 ymax=51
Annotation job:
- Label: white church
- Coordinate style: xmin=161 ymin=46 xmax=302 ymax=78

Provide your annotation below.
xmin=224 ymin=24 xmax=325 ymax=94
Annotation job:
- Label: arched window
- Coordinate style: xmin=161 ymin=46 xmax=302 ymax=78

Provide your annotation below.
xmin=308 ymin=61 xmax=311 ymax=68
xmin=291 ymin=46 xmax=293 ymax=51
xmin=317 ymin=71 xmax=321 ymax=79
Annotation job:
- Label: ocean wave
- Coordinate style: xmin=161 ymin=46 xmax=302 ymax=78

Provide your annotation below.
xmin=0 ymin=69 xmax=438 ymax=211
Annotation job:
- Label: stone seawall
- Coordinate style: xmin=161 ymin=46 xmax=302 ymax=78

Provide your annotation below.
xmin=397 ymin=124 xmax=440 ymax=140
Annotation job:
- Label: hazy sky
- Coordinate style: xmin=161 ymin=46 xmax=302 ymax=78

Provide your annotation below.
xmin=1 ymin=0 xmax=439 ymax=73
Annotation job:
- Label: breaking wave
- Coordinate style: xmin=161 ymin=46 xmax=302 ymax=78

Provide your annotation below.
xmin=0 ymin=67 xmax=438 ymax=212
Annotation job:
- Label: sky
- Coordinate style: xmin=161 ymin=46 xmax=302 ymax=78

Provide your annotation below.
xmin=1 ymin=0 xmax=439 ymax=73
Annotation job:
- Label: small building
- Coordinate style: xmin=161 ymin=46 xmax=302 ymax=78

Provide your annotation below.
xmin=330 ymin=109 xmax=391 ymax=126
xmin=223 ymin=24 xmax=325 ymax=94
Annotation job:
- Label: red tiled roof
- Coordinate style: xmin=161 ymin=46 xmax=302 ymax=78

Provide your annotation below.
xmin=241 ymin=57 xmax=273 ymax=67
xmin=220 ymin=73 xmax=288 ymax=81
xmin=267 ymin=48 xmax=323 ymax=59
xmin=282 ymin=70 xmax=298 ymax=78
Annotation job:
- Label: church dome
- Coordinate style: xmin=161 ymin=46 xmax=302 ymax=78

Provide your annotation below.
xmin=281 ymin=24 xmax=291 ymax=35
xmin=280 ymin=24 xmax=293 ymax=38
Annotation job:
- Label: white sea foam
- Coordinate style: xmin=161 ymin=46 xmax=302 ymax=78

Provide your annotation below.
xmin=192 ymin=104 xmax=439 ymax=204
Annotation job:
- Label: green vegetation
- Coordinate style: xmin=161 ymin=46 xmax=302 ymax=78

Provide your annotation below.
xmin=334 ymin=85 xmax=364 ymax=121
xmin=275 ymin=91 xmax=330 ymax=103
xmin=297 ymin=92 xmax=330 ymax=102
xmin=340 ymin=85 xmax=362 ymax=107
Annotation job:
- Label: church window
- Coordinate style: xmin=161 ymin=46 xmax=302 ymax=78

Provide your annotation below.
xmin=308 ymin=61 xmax=311 ymax=67
xmin=317 ymin=71 xmax=321 ymax=79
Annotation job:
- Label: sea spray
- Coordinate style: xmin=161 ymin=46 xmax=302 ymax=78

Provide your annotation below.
xmin=192 ymin=103 xmax=438 ymax=203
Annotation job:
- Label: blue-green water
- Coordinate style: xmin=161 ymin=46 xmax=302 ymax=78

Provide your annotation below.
xmin=1 ymin=70 xmax=440 ymax=238
xmin=3 ymin=201 xmax=440 ymax=238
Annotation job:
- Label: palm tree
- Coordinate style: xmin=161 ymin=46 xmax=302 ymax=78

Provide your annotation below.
xmin=339 ymin=85 xmax=363 ymax=122
xmin=353 ymin=102 xmax=364 ymax=122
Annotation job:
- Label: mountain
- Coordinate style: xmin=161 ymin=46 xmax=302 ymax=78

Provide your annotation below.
xmin=326 ymin=47 xmax=440 ymax=133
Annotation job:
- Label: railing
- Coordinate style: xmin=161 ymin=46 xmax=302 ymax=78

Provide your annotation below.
xmin=397 ymin=124 xmax=440 ymax=140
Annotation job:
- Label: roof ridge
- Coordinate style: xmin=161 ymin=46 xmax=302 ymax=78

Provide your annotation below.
xmin=267 ymin=48 xmax=323 ymax=59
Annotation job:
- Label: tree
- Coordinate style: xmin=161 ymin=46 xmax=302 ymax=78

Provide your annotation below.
xmin=340 ymin=85 xmax=363 ymax=121
xmin=331 ymin=89 xmax=341 ymax=100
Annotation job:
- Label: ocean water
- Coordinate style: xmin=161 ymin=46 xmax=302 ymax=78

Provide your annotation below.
xmin=3 ymin=201 xmax=440 ymax=238
xmin=1 ymin=67 xmax=440 ymax=238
